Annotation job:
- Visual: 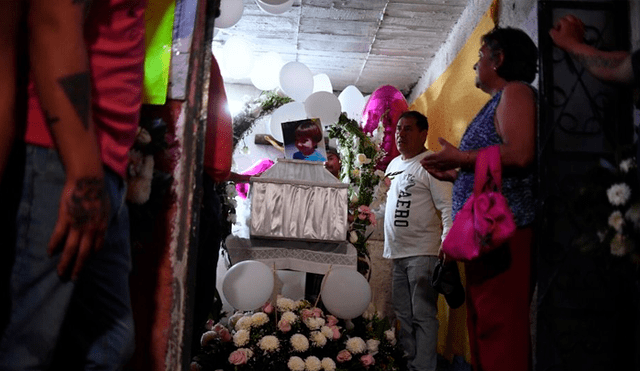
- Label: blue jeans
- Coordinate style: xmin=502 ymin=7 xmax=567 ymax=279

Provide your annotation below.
xmin=0 ymin=145 xmax=135 ymax=370
xmin=392 ymin=255 xmax=439 ymax=371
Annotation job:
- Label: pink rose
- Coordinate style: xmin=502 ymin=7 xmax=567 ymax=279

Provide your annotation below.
xmin=368 ymin=213 xmax=377 ymax=227
xmin=360 ymin=354 xmax=375 ymax=368
xmin=228 ymin=349 xmax=249 ymax=365
xmin=326 ymin=315 xmax=338 ymax=327
xmin=219 ymin=328 xmax=232 ymax=342
xmin=311 ymin=307 xmax=323 ymax=318
xmin=301 ymin=309 xmax=313 ymax=321
xmin=262 ymin=302 xmax=274 ymax=314
xmin=278 ymin=319 xmax=291 ymax=333
xmin=330 ymin=326 xmax=341 ymax=340
xmin=336 ymin=350 xmax=352 ymax=363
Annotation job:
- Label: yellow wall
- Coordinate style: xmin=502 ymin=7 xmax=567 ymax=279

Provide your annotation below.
xmin=408 ymin=7 xmax=496 ymax=363
xmin=409 ymin=10 xmax=495 ymax=152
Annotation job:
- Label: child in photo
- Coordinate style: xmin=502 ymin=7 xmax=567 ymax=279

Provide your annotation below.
xmin=292 ymin=120 xmax=326 ymax=161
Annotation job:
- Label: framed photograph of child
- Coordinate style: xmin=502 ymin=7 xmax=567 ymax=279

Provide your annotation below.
xmin=282 ymin=118 xmax=327 ymax=162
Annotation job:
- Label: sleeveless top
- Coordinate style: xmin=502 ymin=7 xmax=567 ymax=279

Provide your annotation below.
xmin=452 ymin=91 xmax=536 ymax=227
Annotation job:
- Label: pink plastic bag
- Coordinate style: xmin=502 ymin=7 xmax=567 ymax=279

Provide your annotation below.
xmin=442 ymin=145 xmax=516 ymax=261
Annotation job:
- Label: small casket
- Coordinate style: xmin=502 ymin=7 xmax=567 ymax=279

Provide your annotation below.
xmin=250 ymin=159 xmax=348 ymax=242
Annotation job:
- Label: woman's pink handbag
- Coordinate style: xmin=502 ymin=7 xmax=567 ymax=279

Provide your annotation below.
xmin=442 ymin=145 xmax=516 ymax=261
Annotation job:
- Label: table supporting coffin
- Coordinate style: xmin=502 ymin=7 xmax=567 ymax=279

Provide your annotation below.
xmin=225 ymin=235 xmax=358 ymax=275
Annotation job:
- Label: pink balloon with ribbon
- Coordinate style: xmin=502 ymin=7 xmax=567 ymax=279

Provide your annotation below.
xmin=360 ymin=85 xmax=408 ymax=171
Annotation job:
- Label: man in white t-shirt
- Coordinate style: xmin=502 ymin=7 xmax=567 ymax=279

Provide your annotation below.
xmin=374 ymin=110 xmax=452 ymax=371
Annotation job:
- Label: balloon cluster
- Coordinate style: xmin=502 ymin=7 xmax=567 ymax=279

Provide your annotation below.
xmin=222 ymin=260 xmax=371 ymax=319
xmin=360 ymin=85 xmax=408 ymax=171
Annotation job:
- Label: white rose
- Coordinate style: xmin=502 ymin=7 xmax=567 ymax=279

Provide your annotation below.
xmin=620 ymin=158 xmax=636 ymax=173
xmin=366 ymin=339 xmax=380 ymax=354
xmin=384 ymin=329 xmax=396 ymax=345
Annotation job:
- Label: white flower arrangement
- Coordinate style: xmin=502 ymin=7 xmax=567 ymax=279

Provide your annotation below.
xmin=572 ymin=154 xmax=640 ymax=264
xmin=193 ymin=297 xmax=405 ymax=371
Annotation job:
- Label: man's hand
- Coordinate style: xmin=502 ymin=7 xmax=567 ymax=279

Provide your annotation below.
xmin=48 ymin=176 xmax=110 ymax=281
xmin=549 ymin=14 xmax=585 ymax=52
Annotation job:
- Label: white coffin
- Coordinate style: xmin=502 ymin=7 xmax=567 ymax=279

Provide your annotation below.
xmin=250 ymin=159 xmax=349 ymax=242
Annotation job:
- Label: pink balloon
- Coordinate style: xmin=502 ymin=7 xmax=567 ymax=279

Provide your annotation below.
xmin=360 ymin=85 xmax=408 ymax=171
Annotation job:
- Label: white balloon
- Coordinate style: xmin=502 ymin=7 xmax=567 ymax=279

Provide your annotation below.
xmin=222 ymin=260 xmax=274 ymax=311
xmin=279 ymin=62 xmax=314 ymax=102
xmin=321 ymin=268 xmax=371 ymax=319
xmin=250 ymin=52 xmax=285 ymax=91
xmin=312 ymin=74 xmax=333 ymax=93
xmin=216 ymin=0 xmax=244 ymax=29
xmin=255 ymin=0 xmax=294 ymax=15
xmin=304 ymin=91 xmax=341 ymax=128
xmin=221 ymin=37 xmax=254 ymax=79
xmin=338 ymin=85 xmax=366 ymax=122
xmin=269 ymin=101 xmax=307 ymax=143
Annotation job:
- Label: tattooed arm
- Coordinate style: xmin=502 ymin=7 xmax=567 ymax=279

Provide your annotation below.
xmin=549 ymin=14 xmax=633 ymax=84
xmin=28 ymin=0 xmax=107 ymax=280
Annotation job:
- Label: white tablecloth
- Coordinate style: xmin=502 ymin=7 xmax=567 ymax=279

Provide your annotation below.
xmin=225 ymin=235 xmax=358 ymax=275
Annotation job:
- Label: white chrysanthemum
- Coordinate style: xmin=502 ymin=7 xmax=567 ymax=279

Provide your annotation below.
xmin=258 ymin=335 xmax=280 ymax=352
xmin=288 ymin=356 xmax=305 ymax=371
xmin=607 ymin=183 xmax=632 ymax=206
xmin=233 ymin=329 xmax=250 ymax=347
xmin=320 ymin=326 xmax=334 ymax=339
xmin=367 ymin=339 xmax=380 ymax=354
xmin=277 ymin=297 xmax=296 ymax=312
xmin=251 ymin=312 xmax=270 ymax=327
xmin=235 ymin=316 xmax=252 ymax=331
xmin=608 ymin=210 xmax=625 ymax=232
xmin=611 ymin=233 xmax=629 ymax=256
xmin=321 ymin=357 xmax=336 ymax=371
xmin=620 ymin=158 xmax=636 ymax=173
xmin=305 ymin=356 xmax=322 ymax=371
xmin=281 ymin=311 xmax=298 ymax=324
xmin=304 ymin=317 xmax=325 ymax=330
xmin=625 ymin=203 xmax=640 ymax=230
xmin=310 ymin=331 xmax=327 ymax=347
xmin=384 ymin=329 xmax=396 ymax=345
xmin=290 ymin=333 xmax=310 ymax=352
xmin=345 ymin=337 xmax=367 ymax=354
xmin=241 ymin=348 xmax=254 ymax=358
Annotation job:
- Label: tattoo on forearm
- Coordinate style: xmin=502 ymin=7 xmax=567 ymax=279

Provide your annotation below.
xmin=573 ymin=53 xmax=622 ymax=70
xmin=44 ymin=111 xmax=60 ymax=128
xmin=67 ymin=177 xmax=108 ymax=229
xmin=58 ymin=72 xmax=91 ymax=130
